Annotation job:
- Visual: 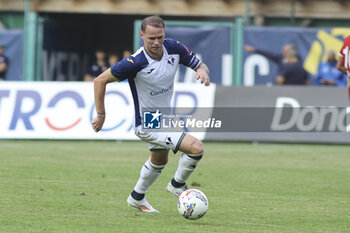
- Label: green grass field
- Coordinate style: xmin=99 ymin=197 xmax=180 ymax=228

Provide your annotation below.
xmin=0 ymin=140 xmax=349 ymax=233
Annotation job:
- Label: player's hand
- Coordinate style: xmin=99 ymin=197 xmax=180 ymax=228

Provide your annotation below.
xmin=196 ymin=67 xmax=210 ymax=86
xmin=92 ymin=114 xmax=105 ymax=132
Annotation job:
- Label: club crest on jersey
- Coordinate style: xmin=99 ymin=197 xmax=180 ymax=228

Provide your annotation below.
xmin=167 ymin=57 xmax=175 ymax=66
xmin=143 ymin=109 xmax=162 ymax=129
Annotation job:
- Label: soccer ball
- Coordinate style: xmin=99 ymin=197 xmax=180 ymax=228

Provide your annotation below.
xmin=177 ymin=189 xmax=209 ymax=220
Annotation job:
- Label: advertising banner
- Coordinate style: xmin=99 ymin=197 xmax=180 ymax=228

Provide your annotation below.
xmin=0 ymin=82 xmax=216 ymax=140
xmin=206 ymin=86 xmax=350 ymax=143
xmin=2 ymin=82 xmax=349 ymax=143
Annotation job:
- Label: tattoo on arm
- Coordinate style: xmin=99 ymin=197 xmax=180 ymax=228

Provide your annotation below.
xmin=190 ymin=140 xmax=196 ymax=146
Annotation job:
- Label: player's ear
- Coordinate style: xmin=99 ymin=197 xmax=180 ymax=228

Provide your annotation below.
xmin=140 ymin=31 xmax=144 ymax=40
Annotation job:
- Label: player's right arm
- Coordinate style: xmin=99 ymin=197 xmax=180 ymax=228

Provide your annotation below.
xmin=92 ymin=55 xmax=141 ymax=132
xmin=92 ymin=69 xmax=115 ymax=132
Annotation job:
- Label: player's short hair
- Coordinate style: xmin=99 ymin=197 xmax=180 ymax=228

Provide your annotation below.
xmin=141 ymin=15 xmax=165 ymax=32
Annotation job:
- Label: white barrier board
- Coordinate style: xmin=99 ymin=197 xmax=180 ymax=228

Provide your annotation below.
xmin=0 ymin=82 xmax=216 ymax=140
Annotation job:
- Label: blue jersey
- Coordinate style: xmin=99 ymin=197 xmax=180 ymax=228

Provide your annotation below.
xmin=315 ymin=61 xmax=347 ymax=86
xmin=109 ymin=39 xmax=201 ymax=127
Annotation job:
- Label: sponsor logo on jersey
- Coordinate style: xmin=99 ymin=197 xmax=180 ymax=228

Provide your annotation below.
xmin=127 ymin=58 xmax=134 ymax=64
xmin=149 ymin=84 xmax=173 ymax=96
xmin=147 ymin=68 xmax=155 ymax=74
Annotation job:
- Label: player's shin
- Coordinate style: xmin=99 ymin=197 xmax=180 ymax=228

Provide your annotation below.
xmin=132 ymin=158 xmax=165 ymax=200
xmin=172 ymin=153 xmax=203 ymax=187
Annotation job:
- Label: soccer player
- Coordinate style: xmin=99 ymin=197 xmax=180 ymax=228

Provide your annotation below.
xmin=337 ymin=35 xmax=350 ymax=99
xmin=91 ymin=15 xmax=210 ymax=213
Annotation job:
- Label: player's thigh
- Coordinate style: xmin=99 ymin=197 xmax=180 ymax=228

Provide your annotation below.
xmin=150 ymin=149 xmax=170 ymax=165
xmin=179 ymin=134 xmax=204 ymax=156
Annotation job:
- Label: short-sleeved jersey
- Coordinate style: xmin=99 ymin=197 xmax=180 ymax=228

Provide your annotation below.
xmin=338 ymin=35 xmax=350 ymax=73
xmin=109 ymin=39 xmax=201 ymax=127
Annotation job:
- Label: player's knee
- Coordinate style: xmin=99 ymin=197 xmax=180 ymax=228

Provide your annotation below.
xmin=152 ymin=157 xmax=168 ymax=166
xmin=150 ymin=150 xmax=169 ymax=166
xmin=192 ymin=140 xmax=204 ymax=156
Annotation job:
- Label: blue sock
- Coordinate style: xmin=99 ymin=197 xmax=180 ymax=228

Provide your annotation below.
xmin=171 ymin=178 xmax=186 ymax=188
xmin=131 ymin=190 xmax=145 ymax=201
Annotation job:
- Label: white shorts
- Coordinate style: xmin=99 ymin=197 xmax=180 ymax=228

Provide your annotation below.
xmin=134 ymin=125 xmax=186 ymax=153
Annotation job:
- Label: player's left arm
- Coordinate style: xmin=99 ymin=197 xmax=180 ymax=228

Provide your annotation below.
xmin=166 ymin=39 xmax=210 ymax=86
xmin=195 ymin=63 xmax=210 ymax=86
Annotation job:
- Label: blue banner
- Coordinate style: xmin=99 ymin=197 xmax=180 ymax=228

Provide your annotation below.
xmin=243 ymin=26 xmax=350 ymax=86
xmin=0 ymin=29 xmax=24 ymax=81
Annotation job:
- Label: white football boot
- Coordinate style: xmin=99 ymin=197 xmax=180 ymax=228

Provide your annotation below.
xmin=126 ymin=195 xmax=159 ymax=213
xmin=166 ymin=182 xmax=188 ymax=197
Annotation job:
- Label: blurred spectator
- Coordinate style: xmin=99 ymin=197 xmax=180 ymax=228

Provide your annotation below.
xmin=122 ymin=49 xmax=132 ymax=58
xmin=276 ymin=48 xmax=309 ymax=85
xmin=315 ymin=50 xmax=347 ymax=86
xmin=108 ymin=52 xmax=120 ymax=67
xmin=245 ymin=43 xmax=296 ymax=73
xmin=0 ymin=44 xmax=9 ymax=81
xmin=84 ymin=49 xmax=108 ymax=82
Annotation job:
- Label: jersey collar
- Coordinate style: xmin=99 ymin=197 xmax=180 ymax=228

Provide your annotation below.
xmin=143 ymin=45 xmax=167 ymax=63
